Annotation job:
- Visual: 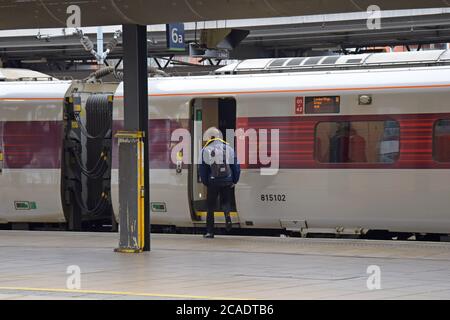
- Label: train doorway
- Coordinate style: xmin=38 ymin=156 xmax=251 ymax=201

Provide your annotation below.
xmin=189 ymin=98 xmax=240 ymax=229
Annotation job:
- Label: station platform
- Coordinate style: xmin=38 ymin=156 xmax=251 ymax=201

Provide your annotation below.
xmin=0 ymin=230 xmax=450 ymax=300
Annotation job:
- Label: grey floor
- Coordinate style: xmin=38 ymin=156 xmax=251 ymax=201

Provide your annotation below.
xmin=0 ymin=230 xmax=450 ymax=300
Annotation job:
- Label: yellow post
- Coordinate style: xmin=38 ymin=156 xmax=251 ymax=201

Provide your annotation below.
xmin=114 ymin=130 xmax=146 ymax=253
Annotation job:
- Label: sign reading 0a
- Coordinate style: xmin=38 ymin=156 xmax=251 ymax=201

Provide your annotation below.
xmin=166 ymin=23 xmax=185 ymax=51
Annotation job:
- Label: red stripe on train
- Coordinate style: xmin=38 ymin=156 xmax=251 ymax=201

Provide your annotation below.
xmin=2 ymin=112 xmax=450 ymax=170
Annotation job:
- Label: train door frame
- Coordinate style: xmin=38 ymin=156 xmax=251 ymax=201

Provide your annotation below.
xmin=188 ymin=97 xmax=239 ymax=226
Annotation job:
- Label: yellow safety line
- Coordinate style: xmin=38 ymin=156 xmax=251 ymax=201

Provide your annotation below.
xmin=0 ymin=286 xmax=248 ymax=300
xmin=196 ymin=212 xmax=238 ymax=218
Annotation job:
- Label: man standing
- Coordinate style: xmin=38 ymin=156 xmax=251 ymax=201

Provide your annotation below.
xmin=199 ymin=127 xmax=240 ymax=239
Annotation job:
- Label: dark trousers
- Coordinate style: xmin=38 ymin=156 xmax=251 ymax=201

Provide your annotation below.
xmin=206 ymin=185 xmax=232 ymax=234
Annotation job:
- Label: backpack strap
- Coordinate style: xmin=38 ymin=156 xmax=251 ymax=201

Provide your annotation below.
xmin=204 ymin=137 xmax=229 ymax=147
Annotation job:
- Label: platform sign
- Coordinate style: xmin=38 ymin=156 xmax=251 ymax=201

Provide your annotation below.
xmin=166 ymin=23 xmax=185 ymax=51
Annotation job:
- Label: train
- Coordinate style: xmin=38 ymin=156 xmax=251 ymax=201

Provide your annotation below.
xmin=1 ymin=49 xmax=450 ymax=239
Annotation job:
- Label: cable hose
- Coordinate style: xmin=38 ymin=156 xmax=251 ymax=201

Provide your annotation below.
xmin=73 ymin=151 xmax=106 ymax=174
xmin=106 ymin=37 xmax=119 ymax=52
xmin=75 ymin=114 xmax=111 ymax=140
xmin=73 ymin=190 xmax=107 ymax=215
xmin=114 ymin=70 xmax=123 ymax=81
xmin=71 ymin=147 xmax=106 ymax=173
xmin=89 ymin=198 xmax=109 ymax=217
xmin=70 ymin=147 xmax=108 ymax=177
xmin=80 ymin=36 xmax=95 ymax=52
xmin=80 ymin=197 xmax=108 ymax=217
xmin=84 ymin=66 xmax=115 ymax=81
xmin=80 ymin=161 xmax=108 ymax=180
xmin=79 ymin=198 xmax=107 ymax=216
xmin=72 ymin=188 xmax=109 ymax=215
xmin=75 ymin=94 xmax=112 ymax=139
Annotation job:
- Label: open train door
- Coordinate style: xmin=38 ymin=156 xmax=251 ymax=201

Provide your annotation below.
xmin=189 ymin=98 xmax=240 ymax=229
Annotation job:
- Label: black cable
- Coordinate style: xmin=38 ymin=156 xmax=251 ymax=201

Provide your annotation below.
xmin=71 ymin=188 xmax=109 ymax=215
xmin=74 ymin=94 xmax=112 ymax=140
xmin=75 ymin=113 xmax=111 ymax=139
xmin=80 ymin=162 xmax=108 ymax=180
xmin=70 ymin=147 xmax=108 ymax=177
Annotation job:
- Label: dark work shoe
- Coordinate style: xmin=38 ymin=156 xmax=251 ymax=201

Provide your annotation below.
xmin=225 ymin=213 xmax=232 ymax=232
xmin=203 ymin=233 xmax=214 ymax=239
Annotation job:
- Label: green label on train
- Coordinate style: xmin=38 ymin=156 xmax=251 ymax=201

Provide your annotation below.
xmin=14 ymin=201 xmax=37 ymax=210
xmin=151 ymin=202 xmax=167 ymax=212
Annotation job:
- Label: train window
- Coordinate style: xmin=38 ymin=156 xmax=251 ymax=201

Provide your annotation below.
xmin=304 ymin=57 xmax=323 ymax=65
xmin=321 ymin=56 xmax=340 ymax=65
xmin=287 ymin=58 xmax=306 ymax=66
xmin=345 ymin=58 xmax=362 ymax=64
xmin=268 ymin=59 xmax=289 ymax=68
xmin=433 ymin=119 xmax=450 ymax=163
xmin=315 ymin=120 xmax=400 ymax=164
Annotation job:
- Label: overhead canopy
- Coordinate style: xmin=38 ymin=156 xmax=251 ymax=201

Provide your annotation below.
xmin=0 ymin=0 xmax=449 ymax=30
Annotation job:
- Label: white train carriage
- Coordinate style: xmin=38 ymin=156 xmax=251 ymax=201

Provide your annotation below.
xmin=111 ymin=49 xmax=450 ymax=236
xmin=2 ymin=50 xmax=450 ymax=237
xmin=0 ymin=70 xmax=70 ymax=224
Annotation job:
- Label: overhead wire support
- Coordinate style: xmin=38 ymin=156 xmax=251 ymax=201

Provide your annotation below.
xmin=76 ymin=28 xmax=122 ymax=65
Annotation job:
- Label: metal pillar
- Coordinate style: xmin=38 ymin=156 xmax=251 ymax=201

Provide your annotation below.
xmin=96 ymin=26 xmax=104 ymax=65
xmin=116 ymin=24 xmax=150 ymax=252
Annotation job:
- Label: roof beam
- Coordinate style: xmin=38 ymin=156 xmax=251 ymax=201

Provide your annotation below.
xmin=0 ymin=0 xmax=449 ymax=30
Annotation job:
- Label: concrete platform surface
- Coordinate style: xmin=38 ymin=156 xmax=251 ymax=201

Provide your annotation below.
xmin=0 ymin=231 xmax=450 ymax=300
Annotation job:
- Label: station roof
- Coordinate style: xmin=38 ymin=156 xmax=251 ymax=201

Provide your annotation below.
xmin=1 ymin=9 xmax=450 ymax=64
xmin=0 ymin=0 xmax=449 ymax=30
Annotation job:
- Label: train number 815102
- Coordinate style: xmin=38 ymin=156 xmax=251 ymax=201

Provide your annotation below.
xmin=260 ymin=194 xmax=286 ymax=202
